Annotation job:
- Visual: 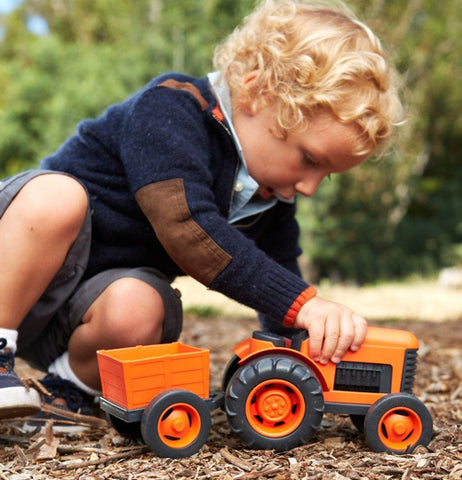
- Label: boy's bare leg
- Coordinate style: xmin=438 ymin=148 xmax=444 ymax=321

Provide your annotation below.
xmin=67 ymin=277 xmax=165 ymax=390
xmin=0 ymin=174 xmax=87 ymax=419
xmin=0 ymin=174 xmax=88 ymax=329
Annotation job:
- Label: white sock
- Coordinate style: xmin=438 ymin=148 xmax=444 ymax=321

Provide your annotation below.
xmin=48 ymin=352 xmax=101 ymax=397
xmin=0 ymin=328 xmax=18 ymax=354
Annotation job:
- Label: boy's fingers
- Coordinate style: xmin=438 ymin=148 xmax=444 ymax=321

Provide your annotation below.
xmin=306 ymin=317 xmax=325 ymax=361
xmin=298 ymin=297 xmax=368 ymax=365
xmin=330 ymin=313 xmax=368 ymax=362
xmin=330 ymin=316 xmax=355 ymax=363
xmin=350 ymin=313 xmax=368 ymax=351
xmin=325 ymin=313 xmax=368 ymax=364
xmin=319 ymin=315 xmax=341 ymax=364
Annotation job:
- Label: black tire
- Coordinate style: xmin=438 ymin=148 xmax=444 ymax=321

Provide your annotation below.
xmin=364 ymin=393 xmax=433 ymax=454
xmin=350 ymin=414 xmax=365 ymax=433
xmin=141 ymin=389 xmax=211 ymax=458
xmin=107 ymin=413 xmax=142 ymax=440
xmin=225 ymin=354 xmax=324 ymax=451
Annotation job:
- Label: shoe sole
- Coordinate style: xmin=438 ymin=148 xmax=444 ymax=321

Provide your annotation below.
xmin=0 ymin=386 xmax=41 ymax=419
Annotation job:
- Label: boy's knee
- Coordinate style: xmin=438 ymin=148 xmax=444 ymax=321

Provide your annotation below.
xmin=94 ymin=277 xmax=165 ymax=345
xmin=13 ymin=174 xmax=88 ymax=238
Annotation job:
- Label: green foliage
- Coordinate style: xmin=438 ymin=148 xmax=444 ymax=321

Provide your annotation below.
xmin=0 ymin=36 xmax=154 ymax=174
xmin=0 ymin=0 xmax=460 ymax=283
xmin=0 ymin=0 xmax=251 ymax=173
xmin=184 ymin=305 xmax=222 ymax=318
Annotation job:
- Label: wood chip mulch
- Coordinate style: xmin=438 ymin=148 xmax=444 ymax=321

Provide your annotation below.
xmin=2 ymin=315 xmax=461 ymax=480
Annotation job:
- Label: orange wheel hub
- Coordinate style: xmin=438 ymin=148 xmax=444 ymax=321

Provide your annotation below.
xmin=157 ymin=403 xmax=201 ymax=449
xmin=378 ymin=407 xmax=423 ymax=450
xmin=246 ymin=379 xmax=305 ymax=438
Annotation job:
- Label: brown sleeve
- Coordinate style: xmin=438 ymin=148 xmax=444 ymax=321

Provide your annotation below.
xmin=135 ymin=179 xmax=232 ymax=287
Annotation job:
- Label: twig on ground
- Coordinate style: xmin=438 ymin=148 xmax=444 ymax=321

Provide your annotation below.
xmin=23 ymin=377 xmax=51 ymax=397
xmin=0 ymin=433 xmax=31 ymax=445
xmin=55 ymin=445 xmax=150 ymax=470
xmin=14 ymin=444 xmax=28 ymax=466
xmin=220 ymin=447 xmax=252 ymax=471
xmin=39 ymin=403 xmax=108 ymax=429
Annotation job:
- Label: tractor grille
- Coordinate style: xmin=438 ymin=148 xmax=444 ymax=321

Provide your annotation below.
xmin=401 ymin=348 xmax=418 ymax=393
xmin=334 ymin=361 xmax=392 ymax=393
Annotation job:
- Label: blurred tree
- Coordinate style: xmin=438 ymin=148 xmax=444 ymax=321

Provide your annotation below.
xmin=0 ymin=0 xmax=232 ymax=174
xmin=298 ymin=0 xmax=462 ymax=282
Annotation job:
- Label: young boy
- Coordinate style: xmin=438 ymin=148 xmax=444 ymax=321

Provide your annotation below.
xmin=0 ymin=0 xmax=402 ymax=422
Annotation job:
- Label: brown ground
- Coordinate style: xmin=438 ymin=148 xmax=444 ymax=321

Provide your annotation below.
xmin=2 ymin=281 xmax=461 ymax=479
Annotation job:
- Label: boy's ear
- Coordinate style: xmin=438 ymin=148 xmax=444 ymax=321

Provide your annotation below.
xmin=243 ymin=70 xmax=260 ymax=85
xmin=238 ymin=70 xmax=261 ymax=115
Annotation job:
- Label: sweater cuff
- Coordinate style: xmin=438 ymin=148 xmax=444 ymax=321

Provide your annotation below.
xmin=282 ymin=286 xmax=318 ymax=327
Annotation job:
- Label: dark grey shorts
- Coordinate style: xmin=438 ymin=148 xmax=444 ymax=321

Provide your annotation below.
xmin=0 ymin=170 xmax=183 ymax=370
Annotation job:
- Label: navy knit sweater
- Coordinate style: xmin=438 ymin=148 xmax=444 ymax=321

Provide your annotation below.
xmin=41 ymin=73 xmax=310 ymax=324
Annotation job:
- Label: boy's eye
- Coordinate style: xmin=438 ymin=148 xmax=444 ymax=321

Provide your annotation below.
xmin=303 ymin=154 xmax=316 ymax=166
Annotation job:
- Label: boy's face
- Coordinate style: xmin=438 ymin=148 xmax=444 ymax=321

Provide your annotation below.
xmin=233 ymin=106 xmax=368 ymax=200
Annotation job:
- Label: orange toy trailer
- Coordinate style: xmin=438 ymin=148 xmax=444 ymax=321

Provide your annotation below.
xmin=223 ymin=326 xmax=433 ymax=454
xmin=97 ymin=343 xmax=222 ymax=458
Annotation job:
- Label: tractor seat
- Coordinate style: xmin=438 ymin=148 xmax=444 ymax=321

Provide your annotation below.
xmin=252 ymin=331 xmax=286 ymax=347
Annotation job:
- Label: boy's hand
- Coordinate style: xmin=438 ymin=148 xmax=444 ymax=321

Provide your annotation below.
xmin=294 ymin=296 xmax=367 ymax=365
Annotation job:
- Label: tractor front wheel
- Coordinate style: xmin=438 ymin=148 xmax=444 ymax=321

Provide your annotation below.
xmin=364 ymin=393 xmax=433 ymax=454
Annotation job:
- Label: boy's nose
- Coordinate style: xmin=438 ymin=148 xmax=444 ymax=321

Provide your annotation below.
xmin=295 ymin=173 xmax=325 ymax=197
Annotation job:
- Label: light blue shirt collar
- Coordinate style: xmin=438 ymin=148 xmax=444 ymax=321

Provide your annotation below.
xmin=207 ymin=72 xmax=293 ymax=224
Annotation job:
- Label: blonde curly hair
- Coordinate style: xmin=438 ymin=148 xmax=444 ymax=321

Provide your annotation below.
xmin=213 ymin=0 xmax=403 ymax=156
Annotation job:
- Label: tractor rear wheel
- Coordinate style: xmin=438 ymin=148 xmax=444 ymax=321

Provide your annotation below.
xmin=225 ymin=354 xmax=324 ymax=451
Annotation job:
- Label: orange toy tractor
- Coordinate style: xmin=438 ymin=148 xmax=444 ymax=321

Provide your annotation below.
xmin=97 ymin=326 xmax=433 ymax=458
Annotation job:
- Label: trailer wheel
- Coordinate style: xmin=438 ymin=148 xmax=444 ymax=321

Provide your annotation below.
xmin=364 ymin=393 xmax=433 ymax=454
xmin=225 ymin=354 xmax=324 ymax=451
xmin=141 ymin=389 xmax=211 ymax=458
xmin=107 ymin=414 xmax=142 ymax=440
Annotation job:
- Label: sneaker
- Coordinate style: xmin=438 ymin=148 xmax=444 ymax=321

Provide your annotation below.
xmin=0 ymin=340 xmax=41 ymax=419
xmin=23 ymin=373 xmax=97 ymax=433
